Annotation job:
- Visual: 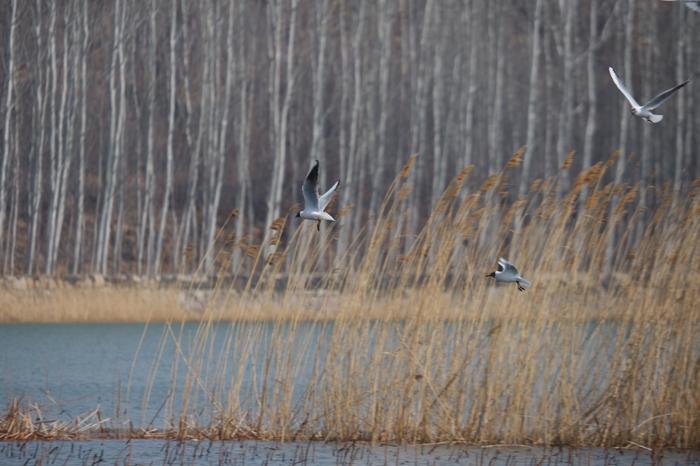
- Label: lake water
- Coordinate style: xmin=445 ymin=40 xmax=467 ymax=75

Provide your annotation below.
xmin=0 ymin=321 xmax=620 ymax=426
xmin=0 ymin=322 xmax=335 ymax=426
xmin=1 ymin=322 xmax=698 ymax=465
xmin=0 ymin=440 xmax=698 ymax=465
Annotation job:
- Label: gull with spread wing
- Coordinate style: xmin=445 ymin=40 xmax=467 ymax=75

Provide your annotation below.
xmin=608 ymin=67 xmax=689 ymax=124
xmin=486 ymin=257 xmax=532 ymax=292
xmin=659 ymin=0 xmax=700 ymax=13
xmin=296 ymin=160 xmax=340 ymax=231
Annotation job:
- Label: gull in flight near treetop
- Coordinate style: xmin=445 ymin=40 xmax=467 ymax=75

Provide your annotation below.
xmin=608 ymin=67 xmax=689 ymax=124
xmin=486 ymin=257 xmax=531 ymax=292
xmin=296 ymin=160 xmax=340 ymax=231
xmin=659 ymin=0 xmax=700 ymax=13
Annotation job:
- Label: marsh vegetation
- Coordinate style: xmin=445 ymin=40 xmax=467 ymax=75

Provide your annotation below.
xmin=2 ymin=157 xmax=699 ymax=451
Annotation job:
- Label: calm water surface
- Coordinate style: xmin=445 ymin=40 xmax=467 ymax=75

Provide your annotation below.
xmin=0 ymin=321 xmax=612 ymax=424
xmin=0 ymin=440 xmax=698 ymax=466
xmin=1 ymin=322 xmax=698 ymax=466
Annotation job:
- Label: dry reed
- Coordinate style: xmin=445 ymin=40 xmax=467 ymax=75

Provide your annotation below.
xmin=141 ymin=155 xmax=700 ymax=448
xmin=2 ymin=154 xmax=699 ymax=448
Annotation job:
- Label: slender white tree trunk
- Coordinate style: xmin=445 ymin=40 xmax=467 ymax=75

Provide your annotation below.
xmin=462 ymin=1 xmax=478 ymax=168
xmin=431 ymin=6 xmax=448 ymax=205
xmin=95 ymin=0 xmax=127 ymax=274
xmin=673 ymin=5 xmax=686 ymax=204
xmin=638 ymin=0 xmax=655 ymax=241
xmin=141 ymin=0 xmax=157 ymax=276
xmin=556 ymin=0 xmax=575 ymax=196
xmin=234 ymin=0 xmax=253 ymax=270
xmin=337 ymin=1 xmax=366 ymax=257
xmin=154 ymin=1 xmax=177 ymax=275
xmin=371 ymin=0 xmax=392 ymax=214
xmin=203 ymin=0 xmax=235 ymax=275
xmin=614 ymin=1 xmax=635 ymax=187
xmin=27 ymin=0 xmax=48 ymax=275
xmin=518 ymin=0 xmax=543 ymax=198
xmin=581 ymin=0 xmax=598 ymax=204
xmin=265 ymin=0 xmax=299 ymax=239
xmin=0 ymin=0 xmax=18 ymax=254
xmin=488 ymin=1 xmax=505 ymax=175
xmin=72 ymin=0 xmax=89 ymax=275
xmin=605 ymin=1 xmax=635 ymax=278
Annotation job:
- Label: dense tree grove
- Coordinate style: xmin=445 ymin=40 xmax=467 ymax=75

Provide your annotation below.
xmin=0 ymin=0 xmax=697 ymax=277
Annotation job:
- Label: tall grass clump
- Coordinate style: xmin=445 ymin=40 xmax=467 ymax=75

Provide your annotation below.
xmin=144 ymin=153 xmax=700 ymax=448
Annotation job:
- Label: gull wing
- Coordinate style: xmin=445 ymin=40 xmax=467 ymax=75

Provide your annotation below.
xmin=609 ymin=67 xmax=641 ymax=110
xmin=642 ymin=80 xmax=690 ymax=111
xmin=685 ymin=2 xmax=700 ymax=13
xmin=302 ymin=160 xmax=320 ymax=210
xmin=498 ymin=257 xmax=518 ymax=275
xmin=319 ymin=180 xmax=340 ymax=211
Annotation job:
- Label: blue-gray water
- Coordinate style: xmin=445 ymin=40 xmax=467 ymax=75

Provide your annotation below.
xmin=0 ymin=440 xmax=698 ymax=466
xmin=0 ymin=322 xmax=337 ymax=426
xmin=0 ymin=320 xmax=617 ymax=427
xmin=1 ymin=322 xmax=698 ymax=466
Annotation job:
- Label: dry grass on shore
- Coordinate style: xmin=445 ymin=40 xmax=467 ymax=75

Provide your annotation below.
xmin=0 ymin=287 xmax=193 ymax=323
xmin=2 ymin=154 xmax=700 ymax=448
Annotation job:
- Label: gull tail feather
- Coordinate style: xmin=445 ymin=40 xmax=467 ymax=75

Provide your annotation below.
xmin=518 ymin=278 xmax=531 ymax=289
xmin=649 ymin=114 xmax=663 ymax=124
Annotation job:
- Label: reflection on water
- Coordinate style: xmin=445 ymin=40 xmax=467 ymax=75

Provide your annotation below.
xmin=0 ymin=440 xmax=697 ymax=466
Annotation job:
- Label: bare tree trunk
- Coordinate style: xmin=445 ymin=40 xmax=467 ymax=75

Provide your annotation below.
xmin=47 ymin=3 xmax=77 ymax=274
xmin=95 ymin=0 xmax=127 ymax=275
xmin=518 ymin=0 xmax=543 ymax=199
xmin=140 ymin=0 xmax=157 ymax=276
xmin=488 ymin=1 xmax=505 ymax=175
xmin=27 ymin=0 xmax=48 ymax=275
xmin=6 ymin=152 xmax=19 ymax=273
xmin=265 ymin=0 xmax=299 ymax=240
xmin=673 ymin=5 xmax=686 ymax=204
xmin=44 ymin=1 xmax=62 ymax=275
xmin=370 ymin=0 xmax=392 ymax=214
xmin=72 ymin=0 xmax=89 ymax=275
xmin=233 ymin=0 xmax=253 ymax=271
xmin=154 ymin=1 xmax=177 ymax=275
xmin=581 ymin=0 xmax=598 ymax=204
xmin=431 ymin=6 xmax=448 ymax=205
xmin=513 ymin=0 xmax=543 ymax=249
xmin=176 ymin=0 xmax=200 ymax=273
xmin=310 ymin=0 xmax=329 ymax=178
xmin=337 ymin=0 xmax=366 ymax=257
xmin=203 ymin=0 xmax=235 ymax=275
xmin=462 ymin=1 xmax=478 ymax=168
xmin=0 ymin=0 xmax=18 ymax=256
xmin=638 ymin=0 xmax=655 ymax=239
xmin=605 ymin=0 xmax=635 ymax=277
xmin=556 ymin=0 xmax=575 ymax=196
xmin=408 ymin=0 xmax=434 ymax=234
xmin=614 ymin=1 xmax=634 ymax=187
xmin=113 ymin=173 xmax=125 ymax=275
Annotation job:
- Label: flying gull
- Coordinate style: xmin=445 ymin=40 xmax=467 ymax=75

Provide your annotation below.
xmin=659 ymin=0 xmax=700 ymax=13
xmin=296 ymin=160 xmax=340 ymax=231
xmin=486 ymin=257 xmax=532 ymax=292
xmin=608 ymin=67 xmax=689 ymax=124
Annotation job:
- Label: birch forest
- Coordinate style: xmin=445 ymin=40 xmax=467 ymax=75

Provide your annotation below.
xmin=0 ymin=0 xmax=697 ymax=279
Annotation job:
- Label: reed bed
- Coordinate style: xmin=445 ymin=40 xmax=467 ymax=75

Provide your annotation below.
xmin=3 ymin=154 xmax=700 ymax=448
xmin=0 ymin=287 xmax=191 ymax=323
xmin=134 ymin=155 xmax=700 ymax=448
